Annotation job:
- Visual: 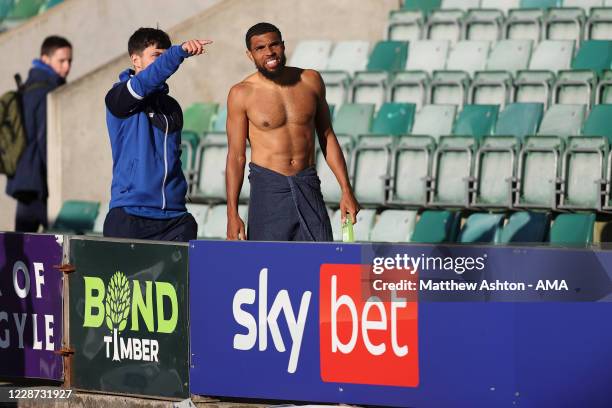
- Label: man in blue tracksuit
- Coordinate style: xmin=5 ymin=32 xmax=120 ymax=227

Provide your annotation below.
xmin=103 ymin=28 xmax=211 ymax=242
xmin=6 ymin=36 xmax=72 ymax=232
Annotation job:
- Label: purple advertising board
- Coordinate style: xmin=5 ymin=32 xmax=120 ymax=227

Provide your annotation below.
xmin=0 ymin=233 xmax=64 ymax=381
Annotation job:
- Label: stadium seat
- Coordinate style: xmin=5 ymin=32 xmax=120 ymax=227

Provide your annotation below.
xmin=495 ymin=211 xmax=550 ymax=244
xmin=441 ymin=0 xmax=480 ymax=10
xmin=457 ymin=213 xmax=505 ymax=243
xmin=181 ymin=131 xmax=199 ymax=177
xmin=452 ymin=104 xmax=499 ymax=140
xmin=388 ymin=135 xmax=436 ymax=206
xmin=430 ymin=135 xmax=477 ymax=207
xmin=494 ymin=102 xmax=544 ymax=141
xmin=412 ymin=104 xmax=457 ymax=141
xmin=201 ymin=204 xmax=248 ymax=239
xmin=321 ymin=71 xmax=351 ymax=107
xmin=0 ymin=1 xmax=13 ymax=23
xmin=52 ymin=200 xmax=100 ymax=234
xmin=370 ymin=210 xmax=418 ymax=242
xmin=186 ymin=203 xmax=210 ymax=238
xmin=513 ymin=70 xmax=555 ymax=108
xmin=431 ymin=71 xmax=470 ymax=106
xmin=317 ymin=134 xmax=354 ymax=204
xmin=193 ymin=133 xmax=248 ymax=202
xmin=387 ymin=10 xmax=424 ymax=41
xmin=571 ymin=40 xmax=612 ymax=76
xmin=333 ymin=103 xmax=375 ymax=138
xmin=92 ymin=201 xmax=109 ymax=235
xmin=410 ymin=210 xmax=460 ymax=243
xmin=389 ymin=71 xmax=431 ymax=109
xmin=595 ymin=69 xmax=612 ymax=104
xmin=586 ymin=7 xmax=612 ymax=40
xmin=471 ymin=136 xmax=520 ymax=208
xmin=563 ymin=0 xmax=603 ymax=9
xmin=403 ymin=0 xmax=441 ymax=15
xmin=288 ymin=40 xmax=332 ymax=71
xmin=331 ymin=208 xmax=376 ymax=242
xmin=520 ymin=0 xmax=560 ymax=9
xmin=552 ymin=70 xmax=596 ymax=107
xmin=406 ymin=40 xmax=450 ymax=73
xmin=370 ymin=102 xmax=416 ymax=136
xmin=5 ymin=0 xmax=44 ymax=21
xmin=326 ymin=40 xmax=369 ymax=74
xmin=426 ymin=8 xmax=465 ymax=43
xmin=537 ymin=104 xmax=585 ymax=136
xmin=350 ymin=71 xmax=388 ymax=110
xmin=581 ymin=104 xmax=612 ymax=141
xmin=544 ymin=7 xmax=585 ymax=44
xmin=485 ymin=39 xmax=533 ymax=76
xmin=549 ymin=213 xmax=595 ymax=246
xmin=211 ymin=107 xmax=227 ymax=132
xmin=506 ymin=9 xmax=546 ymax=42
xmin=351 ymin=136 xmax=395 ymax=205
xmin=183 ymin=103 xmax=218 ymax=135
xmin=528 ymin=40 xmax=575 ymax=72
xmin=464 ymin=9 xmax=505 ymax=41
xmin=469 ymin=71 xmax=514 ymax=107
xmin=366 ymin=41 xmax=408 ymax=72
xmin=480 ymin=0 xmax=521 ymax=15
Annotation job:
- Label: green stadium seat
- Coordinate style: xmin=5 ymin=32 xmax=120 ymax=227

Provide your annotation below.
xmin=389 ymin=71 xmax=431 ymax=110
xmin=317 ymin=134 xmax=354 ymax=204
xmin=464 ymin=9 xmax=505 ymax=41
xmin=321 ymin=71 xmax=351 ymax=107
xmin=581 ymin=104 xmax=612 ymax=141
xmin=388 ymin=135 xmax=436 ymax=206
xmin=481 ymin=0 xmax=521 ymax=15
xmin=350 ymin=71 xmax=389 ymax=110
xmin=387 ymin=10 xmax=424 ymax=41
xmin=537 ymin=104 xmax=585 ymax=137
xmin=469 ymin=71 xmax=514 ymax=107
xmin=288 ymin=40 xmax=332 ymax=71
xmin=472 ymin=136 xmax=520 ymax=208
xmin=549 ymin=213 xmax=595 ymax=246
xmin=506 ymin=9 xmax=546 ymax=42
xmin=425 ymin=9 xmax=464 ymax=43
xmin=452 ymin=104 xmax=499 ymax=140
xmin=52 ymin=200 xmax=100 ymax=234
xmin=559 ymin=136 xmax=608 ymax=210
xmin=520 ymin=0 xmax=560 ymax=9
xmin=485 ymin=40 xmax=533 ymax=75
xmin=571 ymin=40 xmax=612 ymax=76
xmin=403 ymin=0 xmax=441 ymax=15
xmin=331 ymin=208 xmax=376 ymax=242
xmin=545 ymin=7 xmax=585 ymax=44
xmin=366 ymin=41 xmax=408 ymax=72
xmin=370 ymin=210 xmax=418 ymax=242
xmin=325 ymin=41 xmax=369 ymax=74
xmin=406 ymin=40 xmax=450 ymax=73
xmin=552 ymin=70 xmax=597 ymax=107
xmin=0 ymin=1 xmax=13 ymax=22
xmin=495 ymin=103 xmax=544 ymax=140
xmin=351 ymin=136 xmax=395 ymax=205
xmin=92 ymin=202 xmax=109 ymax=235
xmin=201 ymin=204 xmax=248 ymax=239
xmin=515 ymin=135 xmax=563 ymax=209
xmin=412 ymin=104 xmax=457 ymax=141
xmin=211 ymin=107 xmax=227 ymax=132
xmin=5 ymin=0 xmax=44 ymax=20
xmin=370 ymin=102 xmax=415 ymax=136
xmin=183 ymin=103 xmax=218 ymax=135
xmin=458 ymin=213 xmax=505 ymax=243
xmin=586 ymin=7 xmax=612 ymax=40
xmin=186 ymin=203 xmax=210 ymax=238
xmin=514 ymin=70 xmax=556 ymax=108
xmin=529 ymin=40 xmax=575 ymax=72
xmin=495 ymin=211 xmax=550 ymax=244
xmin=333 ymin=103 xmax=375 ymax=138
xmin=430 ymin=135 xmax=477 ymax=207
xmin=411 ymin=210 xmax=460 ymax=243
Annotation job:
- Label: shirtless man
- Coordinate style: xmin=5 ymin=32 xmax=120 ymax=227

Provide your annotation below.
xmin=225 ymin=22 xmax=359 ymax=241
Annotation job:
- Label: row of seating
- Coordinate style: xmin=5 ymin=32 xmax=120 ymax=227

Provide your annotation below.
xmin=391 ymin=2 xmax=612 ymax=43
xmin=0 ymin=0 xmax=62 ymax=31
xmin=49 ymin=199 xmax=597 ymax=246
xmin=403 ymin=0 xmax=612 ymax=14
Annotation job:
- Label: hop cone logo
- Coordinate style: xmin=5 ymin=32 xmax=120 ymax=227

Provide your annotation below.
xmin=105 ymin=271 xmax=131 ymax=332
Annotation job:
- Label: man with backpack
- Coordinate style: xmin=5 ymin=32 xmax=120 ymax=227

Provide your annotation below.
xmin=3 ymin=35 xmax=72 ymax=232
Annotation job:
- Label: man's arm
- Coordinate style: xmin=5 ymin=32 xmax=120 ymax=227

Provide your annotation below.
xmin=312 ymin=71 xmax=360 ymax=224
xmin=225 ymin=83 xmax=249 ymax=240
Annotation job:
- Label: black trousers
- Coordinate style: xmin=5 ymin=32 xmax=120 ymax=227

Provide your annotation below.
xmin=15 ymin=198 xmax=47 ymax=233
xmin=103 ymin=207 xmax=197 ymax=242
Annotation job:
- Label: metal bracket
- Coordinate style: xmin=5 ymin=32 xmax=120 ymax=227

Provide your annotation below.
xmin=54 ymin=347 xmax=74 ymax=356
xmin=54 ymin=264 xmax=76 ymax=274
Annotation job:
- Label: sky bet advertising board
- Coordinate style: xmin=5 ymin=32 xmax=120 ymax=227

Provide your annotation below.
xmin=189 ymin=241 xmax=612 ymax=408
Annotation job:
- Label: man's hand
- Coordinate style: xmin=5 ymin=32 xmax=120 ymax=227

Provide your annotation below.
xmin=227 ymin=214 xmax=246 ymax=240
xmin=340 ymin=191 xmax=360 ymax=224
xmin=181 ymin=39 xmax=213 ymax=56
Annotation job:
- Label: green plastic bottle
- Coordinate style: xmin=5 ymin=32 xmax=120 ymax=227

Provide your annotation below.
xmin=342 ymin=214 xmax=354 ymax=243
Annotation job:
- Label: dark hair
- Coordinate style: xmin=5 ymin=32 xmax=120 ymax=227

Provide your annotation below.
xmin=128 ymin=27 xmax=171 ymax=56
xmin=245 ymin=22 xmax=282 ymax=50
xmin=40 ymin=35 xmax=72 ymax=57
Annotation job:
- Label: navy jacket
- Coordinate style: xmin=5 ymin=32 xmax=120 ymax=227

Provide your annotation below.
xmin=105 ymin=45 xmax=190 ymax=219
xmin=6 ymin=60 xmax=65 ymax=201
